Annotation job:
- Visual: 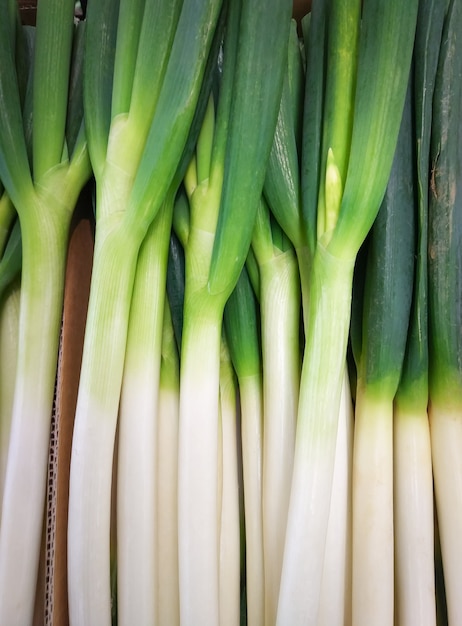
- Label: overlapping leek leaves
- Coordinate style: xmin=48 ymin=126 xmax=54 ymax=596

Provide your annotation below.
xmin=174 ymin=0 xmax=292 ymax=620
xmin=66 ymin=0 xmax=224 ymax=623
xmin=2 ymin=1 xmax=457 ymax=624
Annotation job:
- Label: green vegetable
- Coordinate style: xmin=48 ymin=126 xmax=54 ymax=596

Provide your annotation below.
xmin=393 ymin=2 xmax=449 ymax=623
xmin=0 ymin=277 xmax=20 ymax=519
xmin=174 ymin=1 xmax=291 ymax=622
xmin=251 ymin=197 xmax=300 ymax=626
xmin=156 ymin=299 xmax=181 ymax=626
xmin=428 ymin=1 xmax=462 ymax=622
xmin=0 ymin=3 xmax=90 ymax=622
xmin=224 ymin=265 xmax=264 ymax=626
xmin=67 ymin=0 xmax=223 ymax=623
xmin=351 ymin=84 xmax=415 ymax=626
xmin=277 ymin=1 xmax=418 ymax=623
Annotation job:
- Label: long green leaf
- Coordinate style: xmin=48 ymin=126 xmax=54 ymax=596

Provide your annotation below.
xmin=32 ymin=0 xmax=75 ymax=181
xmin=110 ymin=0 xmax=146 ymax=118
xmin=300 ymin=0 xmax=327 ymax=254
xmin=427 ymin=2 xmax=462 ymax=623
xmin=126 ymin=0 xmax=224 ymax=235
xmin=83 ymin=0 xmax=120 ymax=179
xmin=0 ymin=0 xmax=34 ymax=208
xmin=329 ymin=0 xmax=419 ymax=258
xmin=208 ymin=0 xmax=293 ymax=297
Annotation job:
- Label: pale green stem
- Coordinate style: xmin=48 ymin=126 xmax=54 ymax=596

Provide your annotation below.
xmin=67 ymin=213 xmax=140 ymax=626
xmin=239 ymin=373 xmax=264 ymax=626
xmin=294 ymin=243 xmax=312 ymax=323
xmin=260 ymin=249 xmax=300 ymax=626
xmin=156 ymin=302 xmax=180 ymax=626
xmin=116 ymin=196 xmax=173 ymax=626
xmin=0 ymin=278 xmax=20 ymax=514
xmin=276 ymin=244 xmax=355 ymax=626
xmin=176 ymin=171 xmax=228 ymax=623
xmin=218 ymin=344 xmax=241 ymax=626
xmin=0 ymin=192 xmax=16 ymax=254
xmin=318 ymin=370 xmax=353 ymax=626
xmin=0 ymin=200 xmax=71 ymax=625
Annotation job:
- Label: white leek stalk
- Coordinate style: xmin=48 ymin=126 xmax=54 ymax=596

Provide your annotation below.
xmin=156 ymin=300 xmax=180 ymax=626
xmin=218 ymin=340 xmax=241 ymax=626
xmin=317 ymin=370 xmax=353 ymax=626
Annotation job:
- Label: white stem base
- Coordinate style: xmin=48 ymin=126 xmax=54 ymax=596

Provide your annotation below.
xmin=239 ymin=375 xmax=264 ymax=626
xmin=178 ymin=315 xmax=221 ymax=626
xmin=394 ymin=406 xmax=435 ymax=626
xmin=218 ymin=377 xmax=240 ymax=626
xmin=117 ymin=370 xmax=159 ymax=626
xmin=157 ymin=385 xmax=180 ymax=626
xmin=318 ymin=371 xmax=353 ymax=626
xmin=430 ymin=403 xmax=462 ymax=626
xmin=352 ymin=391 xmax=394 ymax=626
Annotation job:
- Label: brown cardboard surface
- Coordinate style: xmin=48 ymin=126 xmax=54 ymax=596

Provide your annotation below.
xmin=44 ymin=191 xmax=94 ymax=626
xmin=17 ymin=0 xmax=36 ymax=25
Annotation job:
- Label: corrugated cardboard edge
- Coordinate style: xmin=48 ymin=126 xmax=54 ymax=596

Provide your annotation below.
xmin=44 ymin=192 xmax=94 ymax=626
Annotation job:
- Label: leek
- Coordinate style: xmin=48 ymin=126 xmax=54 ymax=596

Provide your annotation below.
xmin=276 ymin=1 xmax=418 ymax=623
xmin=317 ymin=371 xmax=353 ymax=626
xmin=176 ymin=0 xmax=291 ymax=622
xmin=224 ymin=265 xmax=264 ymax=626
xmin=0 ymin=2 xmax=90 ymax=621
xmin=351 ymin=84 xmax=415 ymax=626
xmin=67 ymin=0 xmax=223 ymax=623
xmin=156 ymin=299 xmax=180 ymax=626
xmin=0 ymin=225 xmax=21 ymax=496
xmin=262 ymin=13 xmax=354 ymax=622
xmin=251 ymin=198 xmax=300 ymax=626
xmin=116 ymin=194 xmax=173 ymax=625
xmin=218 ymin=338 xmax=241 ymax=626
xmin=393 ymin=2 xmax=448 ymax=623
xmin=0 ymin=276 xmax=20 ymax=513
xmin=428 ymin=1 xmax=462 ymax=622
